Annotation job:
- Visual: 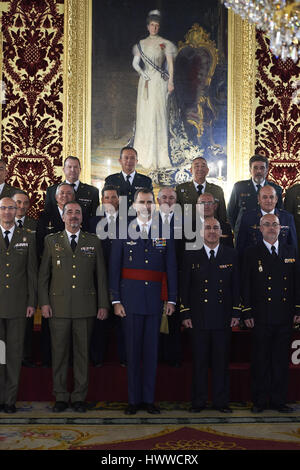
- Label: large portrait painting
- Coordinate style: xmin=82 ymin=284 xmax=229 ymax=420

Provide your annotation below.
xmin=91 ymin=0 xmax=227 ymax=189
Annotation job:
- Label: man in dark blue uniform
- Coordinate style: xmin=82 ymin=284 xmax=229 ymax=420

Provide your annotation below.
xmin=156 ymin=186 xmax=183 ymax=368
xmin=197 ymin=193 xmax=234 ymax=248
xmin=180 ymin=217 xmax=240 ymax=413
xmin=242 ymin=213 xmax=300 ymax=413
xmin=236 ymin=185 xmax=297 ymax=256
xmin=44 ymin=156 xmax=99 ymax=219
xmin=284 ymin=183 xmax=300 ymax=251
xmin=110 ymin=188 xmax=177 ymax=415
xmin=105 ymin=147 xmax=153 ymax=209
xmin=88 ymin=185 xmax=126 ymax=367
xmin=227 ymin=155 xmax=283 ymax=239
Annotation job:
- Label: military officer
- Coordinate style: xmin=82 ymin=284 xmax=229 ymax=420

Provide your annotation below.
xmin=196 ymin=193 xmax=234 ymax=248
xmin=37 ymin=182 xmax=76 ymax=259
xmin=105 ymin=147 xmax=153 ymax=209
xmin=88 ymin=185 xmax=126 ymax=367
xmin=176 ymin=156 xmax=227 ymax=223
xmin=37 ymin=182 xmax=76 ymax=367
xmin=181 ymin=217 xmax=240 ymax=413
xmin=110 ymin=188 xmax=177 ymax=415
xmin=284 ymin=183 xmax=300 ymax=251
xmin=0 ymin=160 xmax=18 ymax=199
xmin=0 ymin=197 xmax=37 ymax=413
xmin=242 ymin=213 xmax=300 ymax=413
xmin=12 ymin=190 xmax=37 ymax=232
xmin=12 ymin=190 xmax=37 ymax=367
xmin=156 ymin=186 xmax=183 ymax=367
xmin=38 ymin=201 xmax=110 ymax=413
xmin=227 ymin=154 xmax=283 ymax=239
xmin=236 ymin=185 xmax=297 ymax=256
xmin=44 ymin=155 xmax=99 ymax=219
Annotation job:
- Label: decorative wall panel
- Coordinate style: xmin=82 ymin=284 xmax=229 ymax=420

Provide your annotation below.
xmin=1 ymin=0 xmax=64 ymax=217
xmin=255 ymin=29 xmax=300 ymax=191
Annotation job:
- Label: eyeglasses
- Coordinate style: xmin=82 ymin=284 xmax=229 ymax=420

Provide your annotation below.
xmin=0 ymin=206 xmax=17 ymax=211
xmin=261 ymin=222 xmax=280 ymax=228
xmin=197 ymin=201 xmax=215 ymax=206
xmin=204 ymin=225 xmax=220 ymax=231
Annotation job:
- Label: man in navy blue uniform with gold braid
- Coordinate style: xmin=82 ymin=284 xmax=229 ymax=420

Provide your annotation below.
xmin=242 ymin=213 xmax=300 ymax=413
xmin=180 ymin=217 xmax=241 ymax=413
xmin=236 ymin=185 xmax=297 ymax=256
xmin=109 ymin=188 xmax=177 ymax=415
xmin=105 ymin=147 xmax=153 ymax=209
xmin=227 ymin=155 xmax=282 ymax=240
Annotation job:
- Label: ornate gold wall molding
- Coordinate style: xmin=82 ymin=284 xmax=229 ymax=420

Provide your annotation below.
xmin=63 ymin=0 xmax=92 ymax=183
xmin=227 ymin=11 xmax=256 ymax=187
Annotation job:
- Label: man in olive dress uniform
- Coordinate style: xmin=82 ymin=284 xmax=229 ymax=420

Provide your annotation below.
xmin=38 ymin=201 xmax=110 ymax=413
xmin=0 ymin=197 xmax=37 ymax=413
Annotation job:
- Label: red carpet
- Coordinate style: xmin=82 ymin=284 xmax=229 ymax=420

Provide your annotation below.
xmin=69 ymin=426 xmax=300 ymax=450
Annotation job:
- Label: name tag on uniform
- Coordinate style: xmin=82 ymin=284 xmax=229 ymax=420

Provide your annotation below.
xmin=219 ymin=264 xmax=232 ymax=269
xmin=126 ymin=241 xmax=137 ymax=246
xmin=78 ymin=198 xmax=92 ymax=203
xmin=240 ymin=193 xmax=250 ymax=197
xmin=153 ymin=238 xmax=166 ymax=248
xmin=284 ymin=258 xmax=295 ymax=263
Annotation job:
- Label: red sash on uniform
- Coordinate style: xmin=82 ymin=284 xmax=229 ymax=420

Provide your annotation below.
xmin=121 ymin=268 xmax=168 ymax=301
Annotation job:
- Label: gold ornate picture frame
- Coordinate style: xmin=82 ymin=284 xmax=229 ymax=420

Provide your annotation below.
xmin=63 ymin=3 xmax=256 ymax=188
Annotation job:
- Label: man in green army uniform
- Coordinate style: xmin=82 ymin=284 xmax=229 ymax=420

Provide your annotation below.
xmin=176 ymin=156 xmax=227 ymax=223
xmin=12 ymin=190 xmax=37 ymax=231
xmin=0 ymin=197 xmax=38 ymax=413
xmin=12 ymin=190 xmax=37 ymax=367
xmin=38 ymin=201 xmax=110 ymax=413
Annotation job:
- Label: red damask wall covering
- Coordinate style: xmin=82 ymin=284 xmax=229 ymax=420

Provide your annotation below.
xmin=1 ymin=0 xmax=64 ymax=218
xmin=255 ymin=29 xmax=300 ymax=192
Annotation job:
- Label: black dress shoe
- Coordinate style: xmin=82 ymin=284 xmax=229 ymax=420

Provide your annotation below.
xmin=270 ymin=404 xmax=294 ymax=413
xmin=52 ymin=401 xmax=68 ymax=413
xmin=213 ymin=406 xmax=233 ymax=413
xmin=251 ymin=405 xmax=265 ymax=413
xmin=124 ymin=404 xmax=138 ymax=415
xmin=72 ymin=401 xmax=87 ymax=413
xmin=4 ymin=404 xmax=16 ymax=414
xmin=189 ymin=405 xmax=206 ymax=413
xmin=145 ymin=403 xmax=160 ymax=414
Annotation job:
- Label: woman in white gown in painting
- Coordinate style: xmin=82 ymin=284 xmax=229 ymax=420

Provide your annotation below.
xmin=132 ymin=10 xmax=177 ymax=170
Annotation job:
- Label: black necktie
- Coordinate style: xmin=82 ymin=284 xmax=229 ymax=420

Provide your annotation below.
xmin=271 ymin=245 xmax=277 ymax=257
xmin=209 ymin=249 xmax=215 ymax=262
xmin=17 ymin=219 xmax=23 ymax=228
xmin=126 ymin=175 xmax=131 ymax=186
xmin=71 ymin=183 xmax=76 ymax=192
xmin=197 ymin=184 xmax=203 ymax=195
xmin=256 ymin=184 xmax=261 ymax=192
xmin=4 ymin=230 xmax=10 ymax=248
xmin=70 ymin=234 xmax=77 ymax=252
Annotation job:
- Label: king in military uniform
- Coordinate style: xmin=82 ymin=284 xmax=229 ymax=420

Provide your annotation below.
xmin=0 ymin=197 xmax=37 ymax=413
xmin=110 ymin=188 xmax=177 ymax=415
xmin=38 ymin=201 xmax=110 ymax=413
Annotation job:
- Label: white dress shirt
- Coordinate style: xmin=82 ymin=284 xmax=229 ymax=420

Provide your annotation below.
xmin=203 ymin=243 xmax=219 ymax=259
xmin=122 ymin=171 xmax=136 ymax=185
xmin=263 ymin=239 xmax=279 ymax=255
xmin=0 ymin=224 xmax=15 ymax=243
